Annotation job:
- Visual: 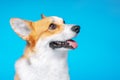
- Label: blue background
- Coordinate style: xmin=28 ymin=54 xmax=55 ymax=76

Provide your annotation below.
xmin=0 ymin=0 xmax=120 ymax=80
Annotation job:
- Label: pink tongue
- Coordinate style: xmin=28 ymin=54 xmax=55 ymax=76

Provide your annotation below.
xmin=67 ymin=40 xmax=78 ymax=48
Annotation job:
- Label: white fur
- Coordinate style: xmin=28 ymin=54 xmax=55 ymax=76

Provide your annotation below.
xmin=15 ymin=50 xmax=70 ymax=80
xmin=15 ymin=16 xmax=77 ymax=80
xmin=50 ymin=16 xmax=63 ymax=23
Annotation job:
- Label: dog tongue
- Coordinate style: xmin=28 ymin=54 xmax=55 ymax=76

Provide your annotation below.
xmin=67 ymin=40 xmax=78 ymax=48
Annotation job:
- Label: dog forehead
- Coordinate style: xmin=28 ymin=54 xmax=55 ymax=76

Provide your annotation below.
xmin=50 ymin=16 xmax=63 ymax=23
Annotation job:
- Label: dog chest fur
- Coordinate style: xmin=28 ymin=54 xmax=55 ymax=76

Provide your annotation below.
xmin=15 ymin=50 xmax=70 ymax=80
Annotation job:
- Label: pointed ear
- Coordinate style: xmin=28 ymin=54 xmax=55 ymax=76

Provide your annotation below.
xmin=10 ymin=18 xmax=32 ymax=40
xmin=41 ymin=14 xmax=46 ymax=19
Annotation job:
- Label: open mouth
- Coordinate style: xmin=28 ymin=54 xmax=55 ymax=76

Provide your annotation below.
xmin=49 ymin=39 xmax=78 ymax=49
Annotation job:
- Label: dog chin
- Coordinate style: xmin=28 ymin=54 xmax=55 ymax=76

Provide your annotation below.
xmin=53 ymin=48 xmax=71 ymax=51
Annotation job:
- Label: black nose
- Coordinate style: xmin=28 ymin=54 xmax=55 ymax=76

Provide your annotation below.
xmin=71 ymin=25 xmax=80 ymax=33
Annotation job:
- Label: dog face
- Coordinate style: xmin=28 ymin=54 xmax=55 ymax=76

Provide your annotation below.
xmin=10 ymin=15 xmax=80 ymax=51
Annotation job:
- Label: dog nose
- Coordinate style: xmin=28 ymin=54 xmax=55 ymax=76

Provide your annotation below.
xmin=71 ymin=25 xmax=80 ymax=33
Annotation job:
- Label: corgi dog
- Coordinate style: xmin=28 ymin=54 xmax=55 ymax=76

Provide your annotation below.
xmin=10 ymin=14 xmax=80 ymax=80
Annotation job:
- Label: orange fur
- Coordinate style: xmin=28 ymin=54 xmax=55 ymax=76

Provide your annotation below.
xmin=20 ymin=17 xmax=64 ymax=58
xmin=14 ymin=73 xmax=19 ymax=80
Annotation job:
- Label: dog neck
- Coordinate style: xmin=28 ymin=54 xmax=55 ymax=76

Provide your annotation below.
xmin=28 ymin=47 xmax=69 ymax=67
xmin=16 ymin=48 xmax=70 ymax=80
xmin=18 ymin=43 xmax=70 ymax=80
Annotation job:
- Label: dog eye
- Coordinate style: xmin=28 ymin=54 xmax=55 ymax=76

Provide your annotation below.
xmin=49 ymin=23 xmax=57 ymax=30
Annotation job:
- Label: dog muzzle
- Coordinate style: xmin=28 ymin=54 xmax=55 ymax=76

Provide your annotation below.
xmin=49 ymin=39 xmax=77 ymax=49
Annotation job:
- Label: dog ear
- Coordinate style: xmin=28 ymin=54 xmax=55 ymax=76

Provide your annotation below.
xmin=41 ymin=14 xmax=46 ymax=19
xmin=10 ymin=18 xmax=32 ymax=40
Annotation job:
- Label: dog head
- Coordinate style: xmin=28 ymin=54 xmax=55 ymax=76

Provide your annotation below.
xmin=10 ymin=14 xmax=80 ymax=52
